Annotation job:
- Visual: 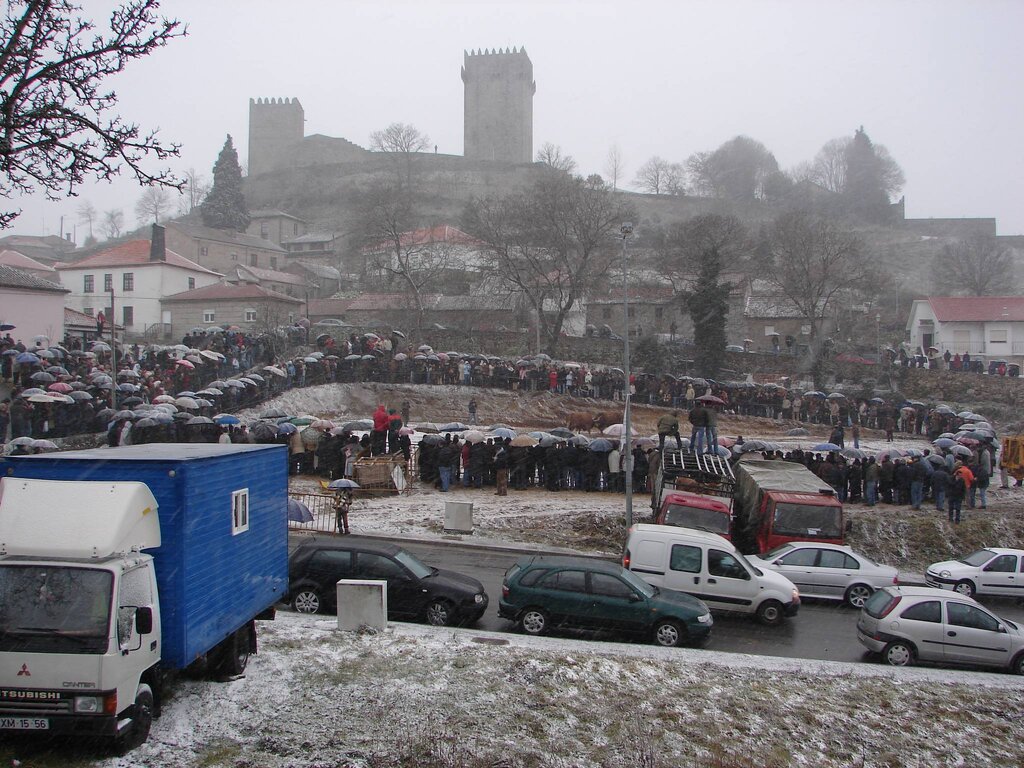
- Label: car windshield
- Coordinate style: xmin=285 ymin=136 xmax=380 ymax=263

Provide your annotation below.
xmin=762 ymin=544 xmax=795 ymax=560
xmin=663 ymin=504 xmax=730 ymax=535
xmin=393 ymin=549 xmax=433 ymax=579
xmin=772 ymin=503 xmax=842 ymax=538
xmin=0 ymin=565 xmax=112 ymax=654
xmin=960 ymin=550 xmax=997 ymax=567
xmin=618 ymin=567 xmax=656 ymax=598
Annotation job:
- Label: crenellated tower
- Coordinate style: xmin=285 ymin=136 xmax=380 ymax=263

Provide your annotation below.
xmin=247 ymin=97 xmax=304 ymax=178
xmin=462 ymin=47 xmax=535 ymax=164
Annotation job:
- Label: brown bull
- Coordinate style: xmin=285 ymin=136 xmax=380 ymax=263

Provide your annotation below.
xmin=567 ymin=412 xmax=595 ymax=433
xmin=593 ymin=411 xmax=621 ymax=431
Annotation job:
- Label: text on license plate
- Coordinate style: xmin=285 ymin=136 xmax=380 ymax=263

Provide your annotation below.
xmin=0 ymin=717 xmax=49 ymax=730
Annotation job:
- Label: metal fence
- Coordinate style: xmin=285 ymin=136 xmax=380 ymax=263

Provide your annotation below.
xmin=288 ymin=492 xmax=340 ymax=534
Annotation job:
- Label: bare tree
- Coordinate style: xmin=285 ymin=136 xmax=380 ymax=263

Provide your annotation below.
xmin=658 ymin=214 xmax=748 ymax=292
xmin=808 ymin=137 xmax=849 ymax=193
xmin=535 ymin=142 xmax=577 ymax=174
xmin=633 ymin=156 xmax=684 ymax=195
xmin=605 ymin=144 xmax=624 ymax=191
xmin=101 ymin=208 xmax=124 ymax=240
xmin=178 ymin=168 xmax=209 ymax=215
xmin=370 ymin=122 xmax=431 ymax=154
xmin=464 ymin=174 xmax=635 ymax=354
xmin=135 ymin=187 xmax=171 ymax=225
xmin=0 ymin=1 xmax=186 ymax=227
xmin=686 ymin=136 xmax=779 ymax=201
xmin=77 ymin=200 xmax=97 ymax=243
xmin=932 ymin=235 xmax=1015 ymax=296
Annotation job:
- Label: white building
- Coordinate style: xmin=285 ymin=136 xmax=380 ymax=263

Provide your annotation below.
xmin=906 ymin=296 xmax=1024 ymax=364
xmin=56 ymin=227 xmax=221 ymax=340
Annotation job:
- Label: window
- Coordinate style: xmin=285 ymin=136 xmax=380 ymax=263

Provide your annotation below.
xmin=270 ymin=256 xmax=278 ymax=269
xmin=589 ymin=573 xmax=636 ymax=599
xmin=83 ymin=307 xmax=94 ymax=316
xmin=518 ymin=568 xmax=547 ymax=587
xmin=985 ymin=555 xmax=1017 ymax=573
xmin=244 ymin=308 xmax=257 ymax=322
xmin=900 ymin=600 xmax=940 ymax=623
xmin=819 ymin=550 xmax=859 ymax=569
xmin=654 ymin=307 xmax=663 ymax=319
xmin=708 ymin=549 xmax=750 ymax=580
xmin=627 ymin=307 xmax=635 ymax=318
xmin=103 ymin=273 xmax=113 ymax=292
xmin=249 ymin=253 xmax=258 ymax=266
xmin=764 ymin=325 xmax=775 ymax=337
xmin=200 ymin=246 xmax=208 ymax=257
xmin=669 ymin=544 xmax=702 ymax=573
xmin=203 ymin=310 xmax=215 ymax=323
xmin=122 ymin=273 xmax=134 ymax=291
xmin=602 ymin=307 xmax=612 ymax=319
xmin=538 ymin=569 xmax=587 ymax=593
xmin=188 ymin=277 xmax=196 ymax=290
xmin=231 ymin=252 xmax=238 ymax=261
xmin=310 ymin=549 xmax=352 ymax=577
xmin=800 ymin=324 xmax=812 ymax=336
xmin=946 ymin=602 xmax=1000 ymax=632
xmin=778 ymin=548 xmax=818 ymax=567
xmin=990 ymin=330 xmax=1008 ymax=344
xmin=231 ymin=489 xmax=249 ymax=534
xmin=83 ymin=274 xmax=94 ymax=293
xmin=117 ymin=566 xmax=153 ymax=649
xmin=356 ymin=553 xmax=404 ymax=580
xmin=293 ymin=222 xmax=299 ymax=235
xmin=260 ymin=223 xmax=268 ymax=239
xmin=122 ymin=306 xmax=134 ymax=327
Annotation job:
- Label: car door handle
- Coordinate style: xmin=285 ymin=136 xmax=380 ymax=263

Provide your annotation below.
xmin=947 ymin=631 xmax=957 ymax=637
xmin=693 ymin=577 xmax=700 ymax=584
xmin=708 ymin=578 xmax=717 ymax=584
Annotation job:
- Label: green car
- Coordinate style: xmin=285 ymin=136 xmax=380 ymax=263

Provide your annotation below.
xmin=498 ymin=555 xmax=713 ymax=647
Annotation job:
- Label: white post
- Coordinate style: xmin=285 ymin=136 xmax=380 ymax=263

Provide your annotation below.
xmin=621 ymin=223 xmax=634 ymax=528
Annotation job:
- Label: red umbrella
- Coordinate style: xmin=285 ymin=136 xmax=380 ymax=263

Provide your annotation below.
xmin=175 ymin=359 xmax=195 ymax=369
xmin=697 ymin=394 xmax=725 ymax=405
xmin=47 ymin=382 xmax=73 ymax=393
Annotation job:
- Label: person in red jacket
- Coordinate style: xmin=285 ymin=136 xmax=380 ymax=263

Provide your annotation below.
xmin=371 ymin=404 xmax=388 ymax=455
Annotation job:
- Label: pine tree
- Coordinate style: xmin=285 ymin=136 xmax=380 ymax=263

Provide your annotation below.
xmin=200 ymin=135 xmax=249 ymax=231
xmin=843 ymin=127 xmax=892 ymax=222
xmin=685 ymin=245 xmax=731 ymax=378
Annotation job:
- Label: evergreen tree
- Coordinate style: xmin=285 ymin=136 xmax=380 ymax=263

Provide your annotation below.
xmin=200 ymin=135 xmax=249 ymax=231
xmin=842 ymin=127 xmax=903 ymax=223
xmin=685 ymin=246 xmax=731 ymax=378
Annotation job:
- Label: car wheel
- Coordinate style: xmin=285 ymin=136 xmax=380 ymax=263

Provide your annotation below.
xmin=112 ymin=684 xmax=153 ymax=755
xmin=954 ymin=580 xmax=976 ymax=598
xmin=425 ymin=599 xmax=453 ymax=627
xmin=756 ymin=599 xmax=784 ymax=626
xmin=883 ymin=641 xmax=915 ymax=667
xmin=845 ymin=584 xmax=873 ymax=609
xmin=1012 ymin=653 xmax=1024 ymax=676
xmin=652 ymin=619 xmax=686 ymax=648
xmin=292 ymin=589 xmax=322 ymax=614
xmin=519 ymin=607 xmax=548 ymax=636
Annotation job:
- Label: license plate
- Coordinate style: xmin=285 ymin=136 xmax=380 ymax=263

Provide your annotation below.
xmin=0 ymin=717 xmax=49 ymax=730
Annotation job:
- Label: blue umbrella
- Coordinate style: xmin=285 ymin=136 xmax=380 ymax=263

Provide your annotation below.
xmin=328 ymin=478 xmax=361 ymax=490
xmin=933 ymin=437 xmax=956 ymax=448
xmin=15 ymin=352 xmax=39 ymax=364
xmin=215 ymin=414 xmax=241 ymax=425
xmin=491 ymin=427 xmax=516 ymax=440
xmin=813 ymin=443 xmax=842 ymax=452
xmin=286 ymin=498 xmax=314 ymax=523
xmin=277 ymin=422 xmax=298 ymax=435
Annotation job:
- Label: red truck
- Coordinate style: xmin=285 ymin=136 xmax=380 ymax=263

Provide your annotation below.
xmin=652 ymin=451 xmax=736 ymax=539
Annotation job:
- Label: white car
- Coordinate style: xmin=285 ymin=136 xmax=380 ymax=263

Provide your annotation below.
xmin=748 ymin=542 xmax=899 ymax=608
xmin=926 ymin=548 xmax=1024 ymax=598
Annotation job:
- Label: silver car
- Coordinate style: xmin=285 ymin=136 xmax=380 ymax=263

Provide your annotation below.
xmin=748 ymin=542 xmax=898 ymax=608
xmin=925 ymin=548 xmax=1024 ymax=598
xmin=857 ymin=586 xmax=1024 ymax=673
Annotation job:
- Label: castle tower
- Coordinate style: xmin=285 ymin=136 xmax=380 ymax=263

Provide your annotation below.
xmin=248 ymin=97 xmax=304 ymax=178
xmin=462 ymin=47 xmax=535 ymax=164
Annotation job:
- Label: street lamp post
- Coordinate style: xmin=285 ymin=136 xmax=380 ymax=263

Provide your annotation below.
xmin=620 ymin=222 xmax=634 ymax=528
xmin=109 ymin=287 xmax=118 ymax=411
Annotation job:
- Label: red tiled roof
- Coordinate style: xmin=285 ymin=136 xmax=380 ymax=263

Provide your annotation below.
xmin=56 ymin=240 xmax=220 ymax=275
xmin=363 ymin=225 xmax=484 ymax=253
xmin=162 ymin=282 xmax=303 ymax=303
xmin=0 ymin=249 xmax=55 ymax=272
xmin=928 ymin=297 xmax=1024 ymax=322
xmin=65 ymin=306 xmax=122 ymax=330
xmin=345 ymin=293 xmax=440 ymax=311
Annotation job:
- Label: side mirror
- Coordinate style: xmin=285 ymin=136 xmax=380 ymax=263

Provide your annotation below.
xmin=629 ymin=593 xmax=643 ymax=603
xmin=845 ymin=520 xmax=854 ymax=534
xmin=135 ymin=606 xmax=153 ymax=635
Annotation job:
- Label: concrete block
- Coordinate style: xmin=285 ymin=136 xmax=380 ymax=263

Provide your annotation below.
xmin=444 ymin=500 xmax=474 ymax=533
xmin=336 ymin=579 xmax=387 ymax=631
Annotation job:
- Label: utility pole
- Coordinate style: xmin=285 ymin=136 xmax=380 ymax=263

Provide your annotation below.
xmin=621 ymin=222 xmax=634 ymax=528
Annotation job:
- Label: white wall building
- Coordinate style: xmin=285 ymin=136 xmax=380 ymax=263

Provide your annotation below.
xmin=906 ymin=296 xmax=1024 ymax=364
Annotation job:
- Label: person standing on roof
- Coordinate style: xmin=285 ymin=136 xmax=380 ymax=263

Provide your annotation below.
xmin=657 ymin=411 xmax=683 ymax=452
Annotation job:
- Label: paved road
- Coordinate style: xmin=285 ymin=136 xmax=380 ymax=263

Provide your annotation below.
xmin=388 ymin=536 xmax=1024 ymax=663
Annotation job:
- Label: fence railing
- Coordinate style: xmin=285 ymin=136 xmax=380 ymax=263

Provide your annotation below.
xmin=289 ymin=492 xmax=341 ymax=534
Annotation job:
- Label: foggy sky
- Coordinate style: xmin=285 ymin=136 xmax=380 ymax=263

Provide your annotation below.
xmin=9 ymin=0 xmax=1024 ymax=239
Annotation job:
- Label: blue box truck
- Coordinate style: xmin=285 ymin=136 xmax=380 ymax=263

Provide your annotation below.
xmin=0 ymin=443 xmax=289 ymax=752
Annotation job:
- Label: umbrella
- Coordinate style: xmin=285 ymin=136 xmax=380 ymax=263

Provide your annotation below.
xmin=328 ymin=478 xmax=361 ymax=490
xmin=113 ymin=409 xmax=137 ymax=420
xmin=869 ymin=397 xmax=886 ymax=404
xmin=187 ymin=416 xmax=215 ymax=425
xmin=287 ymin=499 xmax=314 ymax=524
xmin=19 ymin=388 xmax=45 ymax=396
xmin=509 ymin=435 xmax=538 ymax=447
xmin=153 ymin=394 xmax=176 ymax=404
xmin=197 ymin=388 xmax=223 ymax=396
xmin=91 ymin=342 xmax=111 ymax=352
xmin=588 ymin=438 xmax=613 ymax=452
xmin=491 ymin=427 xmax=516 ymax=440
xmin=194 ymin=398 xmax=214 ymax=408
xmin=134 ymin=417 xmax=160 ymax=428
xmin=813 ymin=443 xmax=842 ymax=452
xmin=419 ymin=434 xmax=445 ymax=445
xmin=538 ymin=435 xmax=559 ymax=447
xmin=876 ymin=449 xmax=905 ymax=461
xmin=311 ymin=419 xmax=335 ymax=430
xmin=263 ymin=366 xmax=287 ymax=377
xmin=933 ymin=405 xmax=955 ymax=415
xmin=185 ymin=354 xmax=203 ymax=364
xmin=35 ymin=349 xmax=55 ymax=359
xmin=338 ymin=419 xmax=372 ymax=431
xmin=122 ymin=396 xmax=144 ymax=406
xmin=8 ymin=436 xmax=34 ymax=447
xmin=0 ymin=323 xmax=14 ymax=331
xmin=950 ymin=444 xmax=973 ymax=457
xmin=47 ymin=382 xmax=73 ymax=393
xmin=549 ymin=427 xmax=574 ymax=438
xmin=739 ymin=440 xmax=772 ymax=453
xmin=438 ymin=422 xmax=469 ymax=432
xmin=117 ymin=383 xmax=137 ymax=392
xmin=568 ymin=434 xmax=591 ymax=446
xmin=222 ymin=380 xmax=245 ymax=389
xmin=841 ymin=448 xmax=867 ymax=460
xmin=15 ymin=352 xmax=40 ymax=364
xmin=904 ymin=448 xmax=924 ymax=457
xmin=602 ymin=423 xmax=638 ymax=437
xmin=175 ymin=359 xmax=195 ymax=369
xmin=696 ymin=394 xmax=725 ymax=405
xmin=399 ymin=426 xmax=416 ymax=436
xmin=825 ymin=393 xmax=846 ymax=400
xmin=926 ymin=454 xmax=947 ymax=466
xmin=277 ymin=422 xmax=298 ymax=435
xmin=199 ymin=350 xmax=223 ymax=361
xmin=174 ymin=397 xmax=199 ymax=409
xmin=215 ymin=414 xmax=241 ymax=425
xmin=26 ymin=394 xmax=57 ymax=403
xmin=68 ymin=390 xmax=93 ymax=401
xmin=418 ymin=344 xmax=433 ymax=352
xmin=290 ymin=415 xmax=316 ymax=426
xmin=464 ymin=430 xmax=485 ymax=444
xmin=803 ymin=391 xmax=826 ymax=398
xmin=933 ymin=438 xmax=957 ymax=448
xmin=393 ymin=353 xmax=408 ymax=361
xmin=261 ymin=408 xmax=289 ymax=419
xmin=247 ymin=373 xmax=265 ymax=383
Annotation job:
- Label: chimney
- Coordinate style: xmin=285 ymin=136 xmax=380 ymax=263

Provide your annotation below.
xmin=150 ymin=224 xmax=166 ymax=262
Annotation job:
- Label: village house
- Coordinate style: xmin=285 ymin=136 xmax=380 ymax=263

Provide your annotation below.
xmin=165 ymin=221 xmax=287 ymax=275
xmin=284 ymin=261 xmax=342 ymax=298
xmin=247 ymin=209 xmax=308 ymax=245
xmin=160 ymin=282 xmax=304 ymax=342
xmin=282 ymin=231 xmax=341 ymax=267
xmin=906 ymin=296 xmax=1024 ymax=366
xmin=55 ymin=226 xmax=222 ymax=340
xmin=0 ymin=233 xmax=78 ymax=266
xmin=224 ymin=263 xmax=311 ymax=299
xmin=0 ymin=249 xmax=59 ymax=281
xmin=0 ymin=264 xmax=69 ymax=345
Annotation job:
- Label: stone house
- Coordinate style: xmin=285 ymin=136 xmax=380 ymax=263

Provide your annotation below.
xmin=0 ymin=264 xmax=69 ymax=345
xmin=160 ymin=283 xmax=304 ymax=341
xmin=165 ymin=221 xmax=287 ymax=275
xmin=247 ymin=209 xmax=308 ymax=245
xmin=55 ymin=227 xmax=222 ymax=340
xmin=906 ymin=296 xmax=1024 ymax=364
xmin=284 ymin=261 xmax=342 ymax=298
xmin=282 ymin=232 xmax=341 ymax=266
xmin=743 ymin=295 xmax=834 ymax=354
xmin=224 ymin=263 xmax=311 ymax=299
xmin=0 ymin=249 xmax=59 ymax=281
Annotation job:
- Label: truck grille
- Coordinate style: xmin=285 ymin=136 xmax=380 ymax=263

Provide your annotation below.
xmin=0 ymin=695 xmax=73 ymax=715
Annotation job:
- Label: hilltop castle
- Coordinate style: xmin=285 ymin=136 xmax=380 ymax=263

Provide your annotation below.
xmin=247 ymin=47 xmax=535 ymax=178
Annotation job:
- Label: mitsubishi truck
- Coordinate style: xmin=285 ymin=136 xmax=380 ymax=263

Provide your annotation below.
xmin=0 ymin=443 xmax=289 ymax=752
xmin=651 ymin=450 xmax=736 ymax=539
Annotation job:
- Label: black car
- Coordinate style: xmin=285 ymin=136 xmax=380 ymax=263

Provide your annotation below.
xmin=498 ymin=555 xmax=712 ymax=647
xmin=287 ymin=537 xmax=488 ymax=626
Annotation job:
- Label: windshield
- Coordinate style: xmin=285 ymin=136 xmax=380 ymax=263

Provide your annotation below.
xmin=762 ymin=544 xmax=795 ymax=560
xmin=961 ymin=550 xmax=997 ymax=567
xmin=0 ymin=565 xmax=112 ymax=654
xmin=393 ymin=550 xmax=433 ymax=579
xmin=772 ymin=503 xmax=842 ymax=538
xmin=664 ymin=504 xmax=730 ymax=535
xmin=618 ymin=567 xmax=657 ymax=598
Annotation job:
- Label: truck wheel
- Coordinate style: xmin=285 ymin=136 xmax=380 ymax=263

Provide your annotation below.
xmin=218 ymin=625 xmax=253 ymax=677
xmin=756 ymin=600 xmax=784 ymax=626
xmin=113 ymin=684 xmax=153 ymax=755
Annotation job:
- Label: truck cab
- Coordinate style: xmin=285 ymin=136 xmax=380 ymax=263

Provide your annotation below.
xmin=755 ymin=489 xmax=844 ymax=553
xmin=654 ymin=491 xmax=732 ymax=539
xmin=652 ymin=450 xmax=736 ymax=539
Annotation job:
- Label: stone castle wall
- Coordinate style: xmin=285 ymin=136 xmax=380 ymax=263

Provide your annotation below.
xmin=462 ymin=48 xmax=534 ymax=164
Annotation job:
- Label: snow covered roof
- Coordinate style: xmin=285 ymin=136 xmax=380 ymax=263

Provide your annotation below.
xmin=744 ymin=295 xmax=811 ymax=319
xmin=362 ymin=225 xmax=484 ymax=253
xmin=230 ymin=264 xmax=308 ymax=286
xmin=0 ymin=249 xmax=55 ymax=273
xmin=168 ymin=222 xmax=287 ymax=252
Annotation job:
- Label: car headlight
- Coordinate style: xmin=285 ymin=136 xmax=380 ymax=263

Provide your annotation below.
xmin=697 ymin=612 xmax=713 ymax=624
xmin=73 ymin=696 xmax=102 ymax=714
xmin=474 ymin=593 xmax=485 ymax=604
xmin=792 ymin=588 xmax=800 ymax=602
xmin=940 ymin=570 xmax=951 ymax=578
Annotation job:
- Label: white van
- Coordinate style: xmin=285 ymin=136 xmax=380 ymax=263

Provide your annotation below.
xmin=623 ymin=524 xmax=800 ymax=625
